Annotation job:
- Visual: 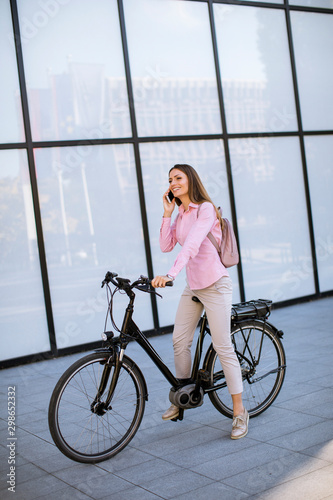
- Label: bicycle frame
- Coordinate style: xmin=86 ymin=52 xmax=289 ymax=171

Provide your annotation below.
xmin=95 ymin=291 xmax=213 ymax=413
xmin=94 ymin=275 xmax=282 ymax=414
xmin=49 ymin=274 xmax=286 ymax=464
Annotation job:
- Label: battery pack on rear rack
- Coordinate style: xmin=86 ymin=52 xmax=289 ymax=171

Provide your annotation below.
xmin=231 ymin=299 xmax=272 ymax=322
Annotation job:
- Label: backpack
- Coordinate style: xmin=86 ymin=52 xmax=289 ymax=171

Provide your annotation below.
xmin=197 ymin=205 xmax=239 ymax=268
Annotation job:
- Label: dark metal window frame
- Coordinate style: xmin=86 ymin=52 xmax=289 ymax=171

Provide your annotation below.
xmin=2 ymin=0 xmax=332 ymax=368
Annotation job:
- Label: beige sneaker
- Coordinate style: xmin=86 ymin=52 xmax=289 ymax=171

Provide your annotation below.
xmin=231 ymin=408 xmax=249 ymax=439
xmin=162 ymin=404 xmax=179 ymax=421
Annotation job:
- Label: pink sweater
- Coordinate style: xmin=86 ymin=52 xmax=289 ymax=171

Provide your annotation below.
xmin=159 ymin=202 xmax=229 ymax=290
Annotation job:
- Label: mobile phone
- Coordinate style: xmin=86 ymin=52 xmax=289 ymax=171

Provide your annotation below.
xmin=166 ymin=191 xmax=174 ymax=203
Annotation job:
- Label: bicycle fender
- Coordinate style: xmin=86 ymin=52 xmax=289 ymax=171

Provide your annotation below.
xmin=261 ymin=320 xmax=284 ymax=339
xmin=94 ymin=348 xmax=149 ymax=401
xmin=231 ymin=318 xmax=284 ymax=339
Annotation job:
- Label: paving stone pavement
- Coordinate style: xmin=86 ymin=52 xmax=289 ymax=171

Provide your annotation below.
xmin=1 ymin=297 xmax=333 ymax=500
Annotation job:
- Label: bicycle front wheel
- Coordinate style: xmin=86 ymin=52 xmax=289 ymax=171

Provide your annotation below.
xmin=207 ymin=320 xmax=286 ymax=418
xmin=48 ymin=352 xmax=146 ymax=463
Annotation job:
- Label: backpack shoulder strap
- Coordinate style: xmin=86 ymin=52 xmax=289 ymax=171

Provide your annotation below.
xmin=197 ymin=204 xmax=221 ymax=254
xmin=206 ymin=232 xmax=220 ymax=254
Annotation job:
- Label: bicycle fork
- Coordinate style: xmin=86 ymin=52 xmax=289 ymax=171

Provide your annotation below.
xmin=90 ymin=346 xmax=124 ymax=416
xmin=91 ymin=298 xmax=135 ymax=415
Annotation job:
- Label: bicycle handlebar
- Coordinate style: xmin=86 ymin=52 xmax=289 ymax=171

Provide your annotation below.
xmin=101 ymin=271 xmax=173 ymax=293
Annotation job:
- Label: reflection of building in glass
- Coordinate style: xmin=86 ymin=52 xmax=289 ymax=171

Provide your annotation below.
xmin=223 ymin=80 xmax=269 ymax=133
xmin=28 ymin=63 xmax=130 ymax=141
xmin=131 ymin=77 xmax=269 ymax=137
xmin=23 ymin=64 xmax=275 ymax=271
xmin=27 ymin=61 xmax=271 ymax=140
xmin=132 ymin=77 xmax=222 ymax=136
xmin=0 ymin=152 xmax=39 ymax=272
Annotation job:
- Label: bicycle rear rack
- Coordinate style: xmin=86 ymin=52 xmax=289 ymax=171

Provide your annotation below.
xmin=231 ymin=299 xmax=272 ymax=322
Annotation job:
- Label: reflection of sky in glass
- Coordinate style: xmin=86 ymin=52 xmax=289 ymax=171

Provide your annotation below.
xmin=124 ymin=0 xmax=222 ymax=136
xmin=17 ymin=0 xmax=126 ymax=87
xmin=214 ymin=4 xmax=266 ymax=81
xmin=0 ymin=149 xmax=50 ymax=359
xmin=0 ymin=2 xmax=25 ymax=143
xmin=214 ymin=4 xmax=298 ymax=134
xmin=230 ymin=137 xmax=314 ymax=302
xmin=241 ymin=0 xmax=283 ymax=3
xmin=124 ymin=0 xmax=217 ymax=78
xmin=17 ymin=0 xmax=131 ymax=140
xmin=33 ymin=143 xmax=154 ymax=341
xmin=0 ymin=150 xmax=21 ymax=178
xmin=290 ymin=0 xmax=333 ymax=7
xmin=291 ymin=11 xmax=333 ymax=130
xmin=305 ymin=136 xmax=333 ymax=292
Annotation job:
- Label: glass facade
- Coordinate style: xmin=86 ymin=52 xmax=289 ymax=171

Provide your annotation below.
xmin=34 ymin=143 xmax=153 ymax=349
xmin=214 ymin=4 xmax=298 ymax=134
xmin=304 ymin=135 xmax=333 ymax=292
xmin=0 ymin=150 xmax=49 ymax=360
xmin=230 ymin=136 xmax=315 ymax=302
xmin=17 ymin=0 xmax=131 ymax=141
xmin=1 ymin=0 xmax=332 ymax=365
xmin=0 ymin=1 xmax=25 ymax=142
xmin=124 ymin=0 xmax=222 ymax=137
xmin=291 ymin=10 xmax=333 ymax=131
xmin=289 ymin=0 xmax=333 ymax=8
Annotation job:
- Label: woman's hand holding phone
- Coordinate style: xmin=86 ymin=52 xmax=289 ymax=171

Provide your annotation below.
xmin=163 ymin=189 xmax=175 ymax=217
xmin=166 ymin=191 xmax=174 ymax=203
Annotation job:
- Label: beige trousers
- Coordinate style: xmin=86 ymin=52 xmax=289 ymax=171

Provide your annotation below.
xmin=173 ymin=276 xmax=243 ymax=395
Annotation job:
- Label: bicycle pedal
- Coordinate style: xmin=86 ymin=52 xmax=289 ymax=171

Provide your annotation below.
xmin=171 ymin=408 xmax=184 ymax=422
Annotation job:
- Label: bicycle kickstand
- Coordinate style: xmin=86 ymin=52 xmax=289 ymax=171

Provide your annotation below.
xmin=171 ymin=408 xmax=184 ymax=422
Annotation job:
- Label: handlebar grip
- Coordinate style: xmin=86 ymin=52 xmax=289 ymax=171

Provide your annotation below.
xmin=101 ymin=271 xmax=119 ymax=287
xmin=165 ymin=281 xmax=173 ymax=287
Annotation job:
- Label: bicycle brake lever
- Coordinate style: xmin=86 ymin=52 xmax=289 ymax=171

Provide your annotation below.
xmin=137 ymin=283 xmax=163 ymax=298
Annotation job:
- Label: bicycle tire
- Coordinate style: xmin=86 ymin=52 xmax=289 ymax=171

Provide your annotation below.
xmin=48 ymin=352 xmax=146 ymax=463
xmin=206 ymin=320 xmax=286 ymax=418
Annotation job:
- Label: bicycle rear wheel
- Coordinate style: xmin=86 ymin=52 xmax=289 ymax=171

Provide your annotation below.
xmin=48 ymin=352 xmax=146 ymax=463
xmin=207 ymin=320 xmax=286 ymax=418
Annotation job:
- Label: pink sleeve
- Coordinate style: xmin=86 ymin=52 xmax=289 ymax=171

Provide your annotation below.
xmin=168 ymin=203 xmax=215 ymax=278
xmin=159 ymin=216 xmax=178 ymax=252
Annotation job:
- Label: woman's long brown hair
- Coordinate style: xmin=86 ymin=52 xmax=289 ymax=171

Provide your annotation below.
xmin=169 ymin=164 xmax=224 ymax=229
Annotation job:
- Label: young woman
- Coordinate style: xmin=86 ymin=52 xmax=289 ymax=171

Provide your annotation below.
xmin=151 ymin=164 xmax=248 ymax=439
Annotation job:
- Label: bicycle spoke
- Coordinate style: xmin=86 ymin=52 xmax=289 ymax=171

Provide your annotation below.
xmin=208 ymin=320 xmax=286 ymax=418
xmin=49 ymin=353 xmax=145 ymax=462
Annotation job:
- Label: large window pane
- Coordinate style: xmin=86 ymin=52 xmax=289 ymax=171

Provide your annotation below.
xmin=230 ymin=137 xmax=315 ymax=302
xmin=140 ymin=140 xmax=240 ymax=328
xmin=214 ymin=5 xmax=297 ymax=134
xmin=240 ymin=0 xmax=283 ymax=3
xmin=305 ymin=136 xmax=333 ymax=292
xmin=34 ymin=144 xmax=152 ymax=348
xmin=124 ymin=0 xmax=222 ymax=137
xmin=0 ymin=150 xmax=49 ymax=360
xmin=17 ymin=0 xmax=131 ymax=141
xmin=290 ymin=0 xmax=333 ymax=8
xmin=0 ymin=1 xmax=25 ymax=143
xmin=291 ymin=11 xmax=333 ymax=130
